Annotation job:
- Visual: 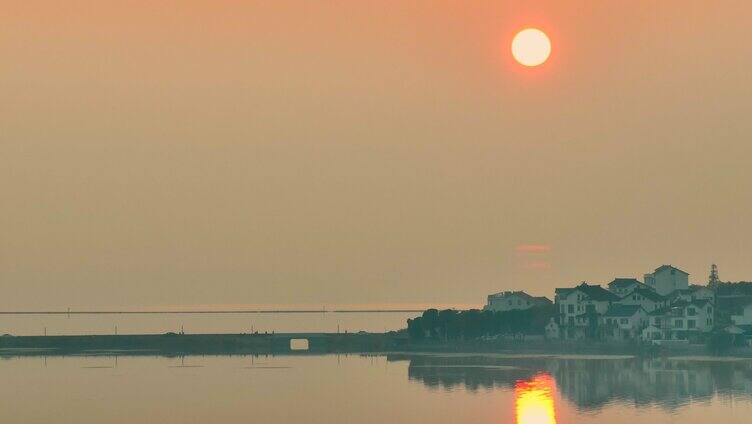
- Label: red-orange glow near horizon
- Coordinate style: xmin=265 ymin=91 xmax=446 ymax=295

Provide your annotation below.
xmin=515 ymin=374 xmax=558 ymax=424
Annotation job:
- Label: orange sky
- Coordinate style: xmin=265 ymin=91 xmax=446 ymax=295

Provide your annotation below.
xmin=2 ymin=1 xmax=752 ymax=310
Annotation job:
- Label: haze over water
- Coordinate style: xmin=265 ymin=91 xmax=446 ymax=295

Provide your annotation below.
xmin=0 ymin=311 xmax=417 ymax=336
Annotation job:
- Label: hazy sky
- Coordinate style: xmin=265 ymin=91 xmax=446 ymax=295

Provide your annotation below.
xmin=2 ymin=1 xmax=751 ymax=310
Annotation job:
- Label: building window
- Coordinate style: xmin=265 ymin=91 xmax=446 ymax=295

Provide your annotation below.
xmin=687 ymin=320 xmax=696 ymax=329
xmin=620 ymin=318 xmax=628 ymax=325
xmin=707 ymin=307 xmax=713 ymax=314
xmin=655 ymin=318 xmax=661 ymax=326
xmin=568 ymin=305 xmax=574 ymax=314
xmin=675 ymin=319 xmax=684 ymax=328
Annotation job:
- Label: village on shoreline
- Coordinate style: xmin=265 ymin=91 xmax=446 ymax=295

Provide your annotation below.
xmin=406 ymin=264 xmax=752 ymax=351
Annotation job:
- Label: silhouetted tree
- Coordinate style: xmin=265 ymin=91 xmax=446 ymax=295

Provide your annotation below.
xmin=406 ymin=305 xmax=557 ymax=341
xmin=407 ymin=317 xmax=424 ymax=339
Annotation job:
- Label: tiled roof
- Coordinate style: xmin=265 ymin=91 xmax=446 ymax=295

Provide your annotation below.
xmin=654 ymin=264 xmax=689 ymax=275
xmin=575 ymin=283 xmax=621 ymax=302
xmin=556 ymin=283 xmax=620 ymax=302
xmin=622 ymin=288 xmax=666 ymax=303
xmin=604 ymin=304 xmax=644 ymax=317
xmin=608 ymin=278 xmax=646 ymax=289
xmin=532 ymin=296 xmax=553 ymax=305
xmin=488 ymin=291 xmax=534 ymax=300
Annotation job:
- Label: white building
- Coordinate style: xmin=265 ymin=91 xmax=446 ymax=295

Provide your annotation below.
xmin=602 ymin=305 xmax=649 ymax=340
xmin=649 ymin=300 xmax=714 ymax=340
xmin=644 ymin=265 xmax=689 ymax=296
xmin=555 ymin=283 xmax=620 ymax=337
xmin=485 ymin=291 xmax=551 ymax=312
xmin=682 ymin=300 xmax=714 ymax=333
xmin=617 ymin=287 xmax=668 ymax=312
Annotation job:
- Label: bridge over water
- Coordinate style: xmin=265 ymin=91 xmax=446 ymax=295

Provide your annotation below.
xmin=0 ymin=332 xmax=402 ymax=356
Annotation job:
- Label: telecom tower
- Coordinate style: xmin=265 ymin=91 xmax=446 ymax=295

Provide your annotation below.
xmin=708 ymin=264 xmax=720 ymax=289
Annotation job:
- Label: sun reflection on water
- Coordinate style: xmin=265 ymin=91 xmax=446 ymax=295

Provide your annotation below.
xmin=515 ymin=374 xmax=557 ymax=424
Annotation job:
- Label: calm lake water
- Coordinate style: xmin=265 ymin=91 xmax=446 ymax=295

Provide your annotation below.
xmin=2 ymin=353 xmax=752 ymax=423
xmin=0 ymin=311 xmax=418 ymax=336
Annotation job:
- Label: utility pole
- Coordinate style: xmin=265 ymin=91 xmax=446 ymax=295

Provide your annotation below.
xmin=709 ymin=264 xmax=720 ymax=289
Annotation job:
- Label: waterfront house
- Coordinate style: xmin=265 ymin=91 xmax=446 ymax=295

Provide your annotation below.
xmin=601 ymin=305 xmax=649 ymax=340
xmin=555 ymin=282 xmax=620 ymax=339
xmin=644 ymin=265 xmax=689 ymax=296
xmin=649 ymin=300 xmax=714 ymax=340
xmin=485 ymin=291 xmax=551 ymax=312
xmin=676 ymin=300 xmax=714 ymax=334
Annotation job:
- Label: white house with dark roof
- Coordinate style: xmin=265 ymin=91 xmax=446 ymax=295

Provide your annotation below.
xmin=617 ymin=287 xmax=668 ymax=312
xmin=608 ymin=278 xmax=651 ymax=297
xmin=644 ymin=265 xmax=689 ymax=296
xmin=485 ymin=291 xmax=552 ymax=312
xmin=554 ymin=282 xmax=620 ymax=338
xmin=601 ymin=304 xmax=649 ymax=340
xmin=682 ymin=300 xmax=714 ymax=332
xmin=649 ymin=300 xmax=714 ymax=340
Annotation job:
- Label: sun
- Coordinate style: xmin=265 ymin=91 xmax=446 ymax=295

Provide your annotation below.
xmin=511 ymin=28 xmax=551 ymax=67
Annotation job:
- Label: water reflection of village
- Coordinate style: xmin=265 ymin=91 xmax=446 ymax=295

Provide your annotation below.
xmin=388 ymin=354 xmax=752 ymax=412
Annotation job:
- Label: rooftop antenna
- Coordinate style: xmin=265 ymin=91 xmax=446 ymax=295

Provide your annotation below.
xmin=709 ymin=264 xmax=720 ymax=289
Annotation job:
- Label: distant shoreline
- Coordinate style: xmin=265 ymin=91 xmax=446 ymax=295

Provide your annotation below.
xmin=4 ymin=332 xmax=752 ymax=359
xmin=0 ymin=310 xmax=424 ymax=315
